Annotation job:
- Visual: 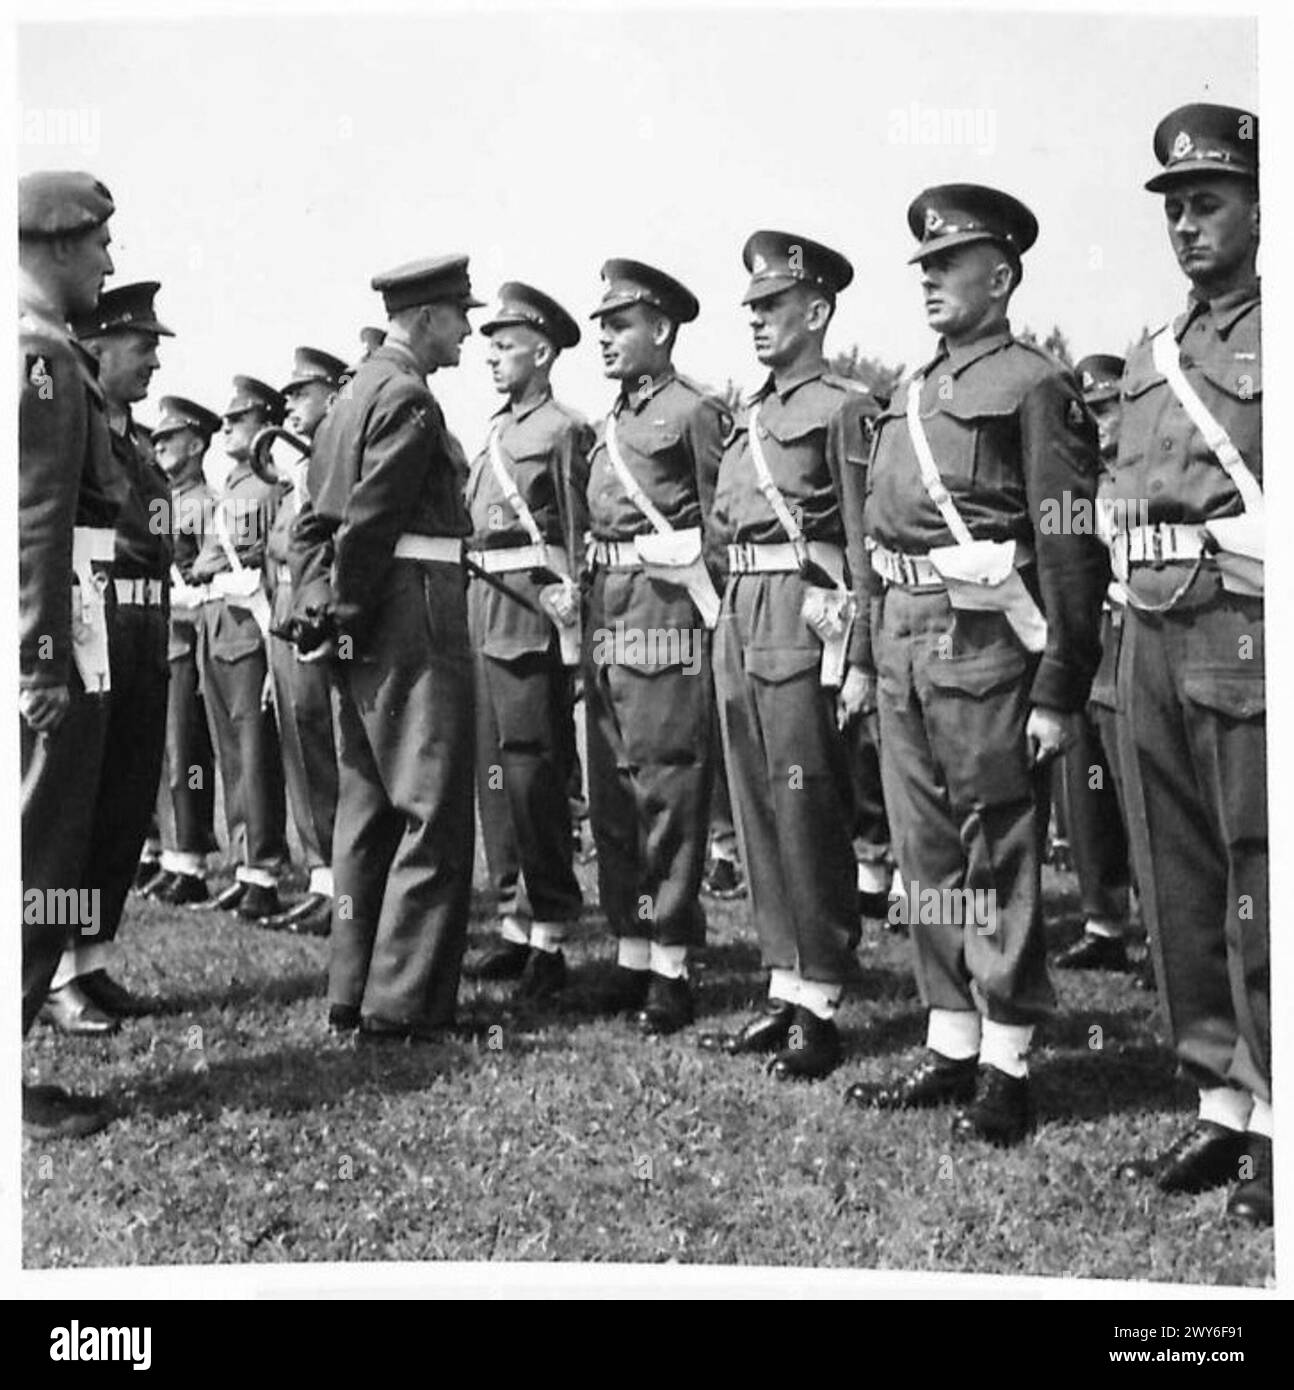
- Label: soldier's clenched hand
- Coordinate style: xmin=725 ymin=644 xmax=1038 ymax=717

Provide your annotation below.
xmin=1026 ymin=705 xmax=1073 ymax=764
xmin=20 ymin=684 xmax=71 ymax=733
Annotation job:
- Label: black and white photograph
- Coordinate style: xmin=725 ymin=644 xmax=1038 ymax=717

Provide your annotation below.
xmin=8 ymin=0 xmax=1287 ymax=1314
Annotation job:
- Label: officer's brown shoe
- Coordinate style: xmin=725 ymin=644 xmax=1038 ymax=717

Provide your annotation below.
xmin=635 ymin=974 xmax=695 ymax=1036
xmin=239 ymin=884 xmax=282 ymax=921
xmin=951 ymin=1066 xmax=1035 ymax=1147
xmin=153 ymin=871 xmax=211 ymax=907
xmin=77 ymin=970 xmax=152 ymax=1018
xmin=328 ymin=1003 xmax=361 ymax=1033
xmin=39 ymin=981 xmax=121 ymax=1036
xmin=1054 ymin=932 xmax=1129 ymax=971
xmin=206 ymin=880 xmax=246 ymax=912
xmin=697 ymin=998 xmax=794 ymax=1055
xmin=844 ymin=1050 xmax=978 ymax=1110
xmin=22 ymin=1084 xmax=111 ymax=1140
xmin=769 ymin=1007 xmax=842 ymax=1081
xmin=465 ymin=939 xmax=532 ymax=980
xmin=515 ymin=947 xmax=568 ymax=1002
xmin=262 ymin=891 xmax=331 ymax=934
xmin=1116 ymin=1120 xmax=1251 ymax=1194
xmin=1226 ymin=1137 xmax=1273 ymax=1227
xmin=591 ymin=966 xmax=652 ymax=1016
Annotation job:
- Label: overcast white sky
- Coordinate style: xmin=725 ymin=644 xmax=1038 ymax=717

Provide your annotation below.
xmin=17 ymin=3 xmax=1257 ymax=474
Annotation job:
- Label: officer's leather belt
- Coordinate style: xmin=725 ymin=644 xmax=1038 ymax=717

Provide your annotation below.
xmin=726 ymin=540 xmax=844 ymax=577
xmin=113 ymin=577 xmax=165 ymax=606
xmin=590 ymin=539 xmax=642 ymax=569
xmin=868 ymin=543 xmax=944 ymax=592
xmin=467 ymin=543 xmax=567 ymax=576
xmin=393 ymin=534 xmax=463 ymax=565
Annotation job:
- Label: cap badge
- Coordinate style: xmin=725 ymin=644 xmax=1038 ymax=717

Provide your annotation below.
xmin=924 ymin=207 xmax=944 ymax=233
xmin=752 ymin=252 xmax=768 ymax=273
xmin=1082 ymin=370 xmax=1094 ymax=390
xmin=1171 ymin=130 xmax=1194 ymax=160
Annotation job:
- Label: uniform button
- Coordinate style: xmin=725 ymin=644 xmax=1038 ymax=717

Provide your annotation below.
xmin=1150 ymin=480 xmax=1164 ymax=493
xmin=1161 ymin=438 xmax=1174 ymax=452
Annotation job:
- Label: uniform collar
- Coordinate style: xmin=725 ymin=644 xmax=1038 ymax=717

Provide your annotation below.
xmin=755 ymin=357 xmax=827 ymax=405
xmin=495 ymin=386 xmax=552 ymax=425
xmin=374 ymin=340 xmax=424 ymax=376
xmin=18 ymin=276 xmax=68 ymax=333
xmin=618 ymin=369 xmax=676 ymax=415
xmin=924 ymin=321 xmax=1014 ymax=378
xmin=1183 ymin=278 xmax=1260 ymax=339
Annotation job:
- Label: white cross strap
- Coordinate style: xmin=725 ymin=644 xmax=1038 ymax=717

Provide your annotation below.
xmin=904 ymin=376 xmax=975 ymax=545
xmin=604 ymin=413 xmax=673 ymax=534
xmin=487 ymin=425 xmax=547 ymax=547
xmin=1151 ymin=326 xmax=1263 ymax=514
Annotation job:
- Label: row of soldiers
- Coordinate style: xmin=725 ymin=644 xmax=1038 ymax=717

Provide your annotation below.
xmin=18 ymin=100 xmax=1268 ymax=1228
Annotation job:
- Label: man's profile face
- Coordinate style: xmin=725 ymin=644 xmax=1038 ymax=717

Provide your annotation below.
xmin=92 ymin=330 xmax=161 ymax=406
xmin=422 ymin=301 xmax=473 ymax=368
xmin=284 ymin=380 xmax=334 ymax=438
xmin=918 ymin=242 xmax=1006 ymax=339
xmin=1089 ymin=397 xmax=1123 ymax=459
xmin=222 ymin=408 xmax=264 ymax=461
xmin=747 ymin=285 xmax=823 ymax=370
xmin=62 ymin=222 xmax=115 ymax=318
xmin=598 ymin=304 xmax=663 ymax=383
xmin=486 ymin=326 xmax=543 ymax=397
xmin=1163 ymin=177 xmax=1259 ymax=287
xmin=154 ymin=428 xmax=203 ymax=477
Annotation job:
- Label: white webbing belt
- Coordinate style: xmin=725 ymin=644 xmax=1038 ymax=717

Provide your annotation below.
xmin=468 ymin=543 xmax=570 ymax=576
xmin=727 ymin=540 xmax=844 ymax=579
xmin=393 ymin=534 xmax=463 ymax=564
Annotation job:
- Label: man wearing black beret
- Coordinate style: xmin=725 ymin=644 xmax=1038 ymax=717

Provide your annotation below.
xmin=19 ymin=170 xmax=118 ymax=1137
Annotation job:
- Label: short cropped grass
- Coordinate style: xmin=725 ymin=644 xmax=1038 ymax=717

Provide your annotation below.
xmin=22 ymin=857 xmax=1273 ymax=1286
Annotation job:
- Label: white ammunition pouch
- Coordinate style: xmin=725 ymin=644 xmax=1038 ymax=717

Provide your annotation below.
xmin=70 ymin=526 xmax=114 ymax=693
xmin=905 ymin=377 xmax=1047 ymax=653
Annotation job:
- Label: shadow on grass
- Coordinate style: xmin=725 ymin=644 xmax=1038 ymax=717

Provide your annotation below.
xmin=113 ymin=1024 xmax=545 ymax=1123
xmin=155 ymin=969 xmax=327 ymax=1016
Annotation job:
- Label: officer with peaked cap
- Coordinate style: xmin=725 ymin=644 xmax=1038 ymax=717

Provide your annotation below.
xmin=1106 ymin=104 xmax=1270 ymax=1226
xmin=190 ymin=375 xmax=290 ymax=920
xmin=257 ymin=347 xmax=348 ymax=935
xmin=840 ymin=184 xmax=1106 ymax=1144
xmin=37 ymin=283 xmax=176 ymax=1034
xmin=148 ymin=396 xmax=222 ymax=906
xmin=462 ymin=283 xmax=589 ymax=999
xmin=19 ymin=170 xmax=118 ymax=1138
xmin=292 ymin=255 xmax=478 ymax=1039
xmin=1052 ymin=354 xmax=1135 ymax=974
xmin=699 ymin=231 xmax=876 ymax=1079
xmin=581 ymin=259 xmax=730 ymax=1034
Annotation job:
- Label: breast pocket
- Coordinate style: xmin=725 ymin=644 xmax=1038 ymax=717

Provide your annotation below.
xmin=931 ymin=389 xmax=1020 ymax=490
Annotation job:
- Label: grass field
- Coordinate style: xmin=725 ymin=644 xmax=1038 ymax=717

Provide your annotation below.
xmin=22 ymin=852 xmax=1274 ymax=1286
